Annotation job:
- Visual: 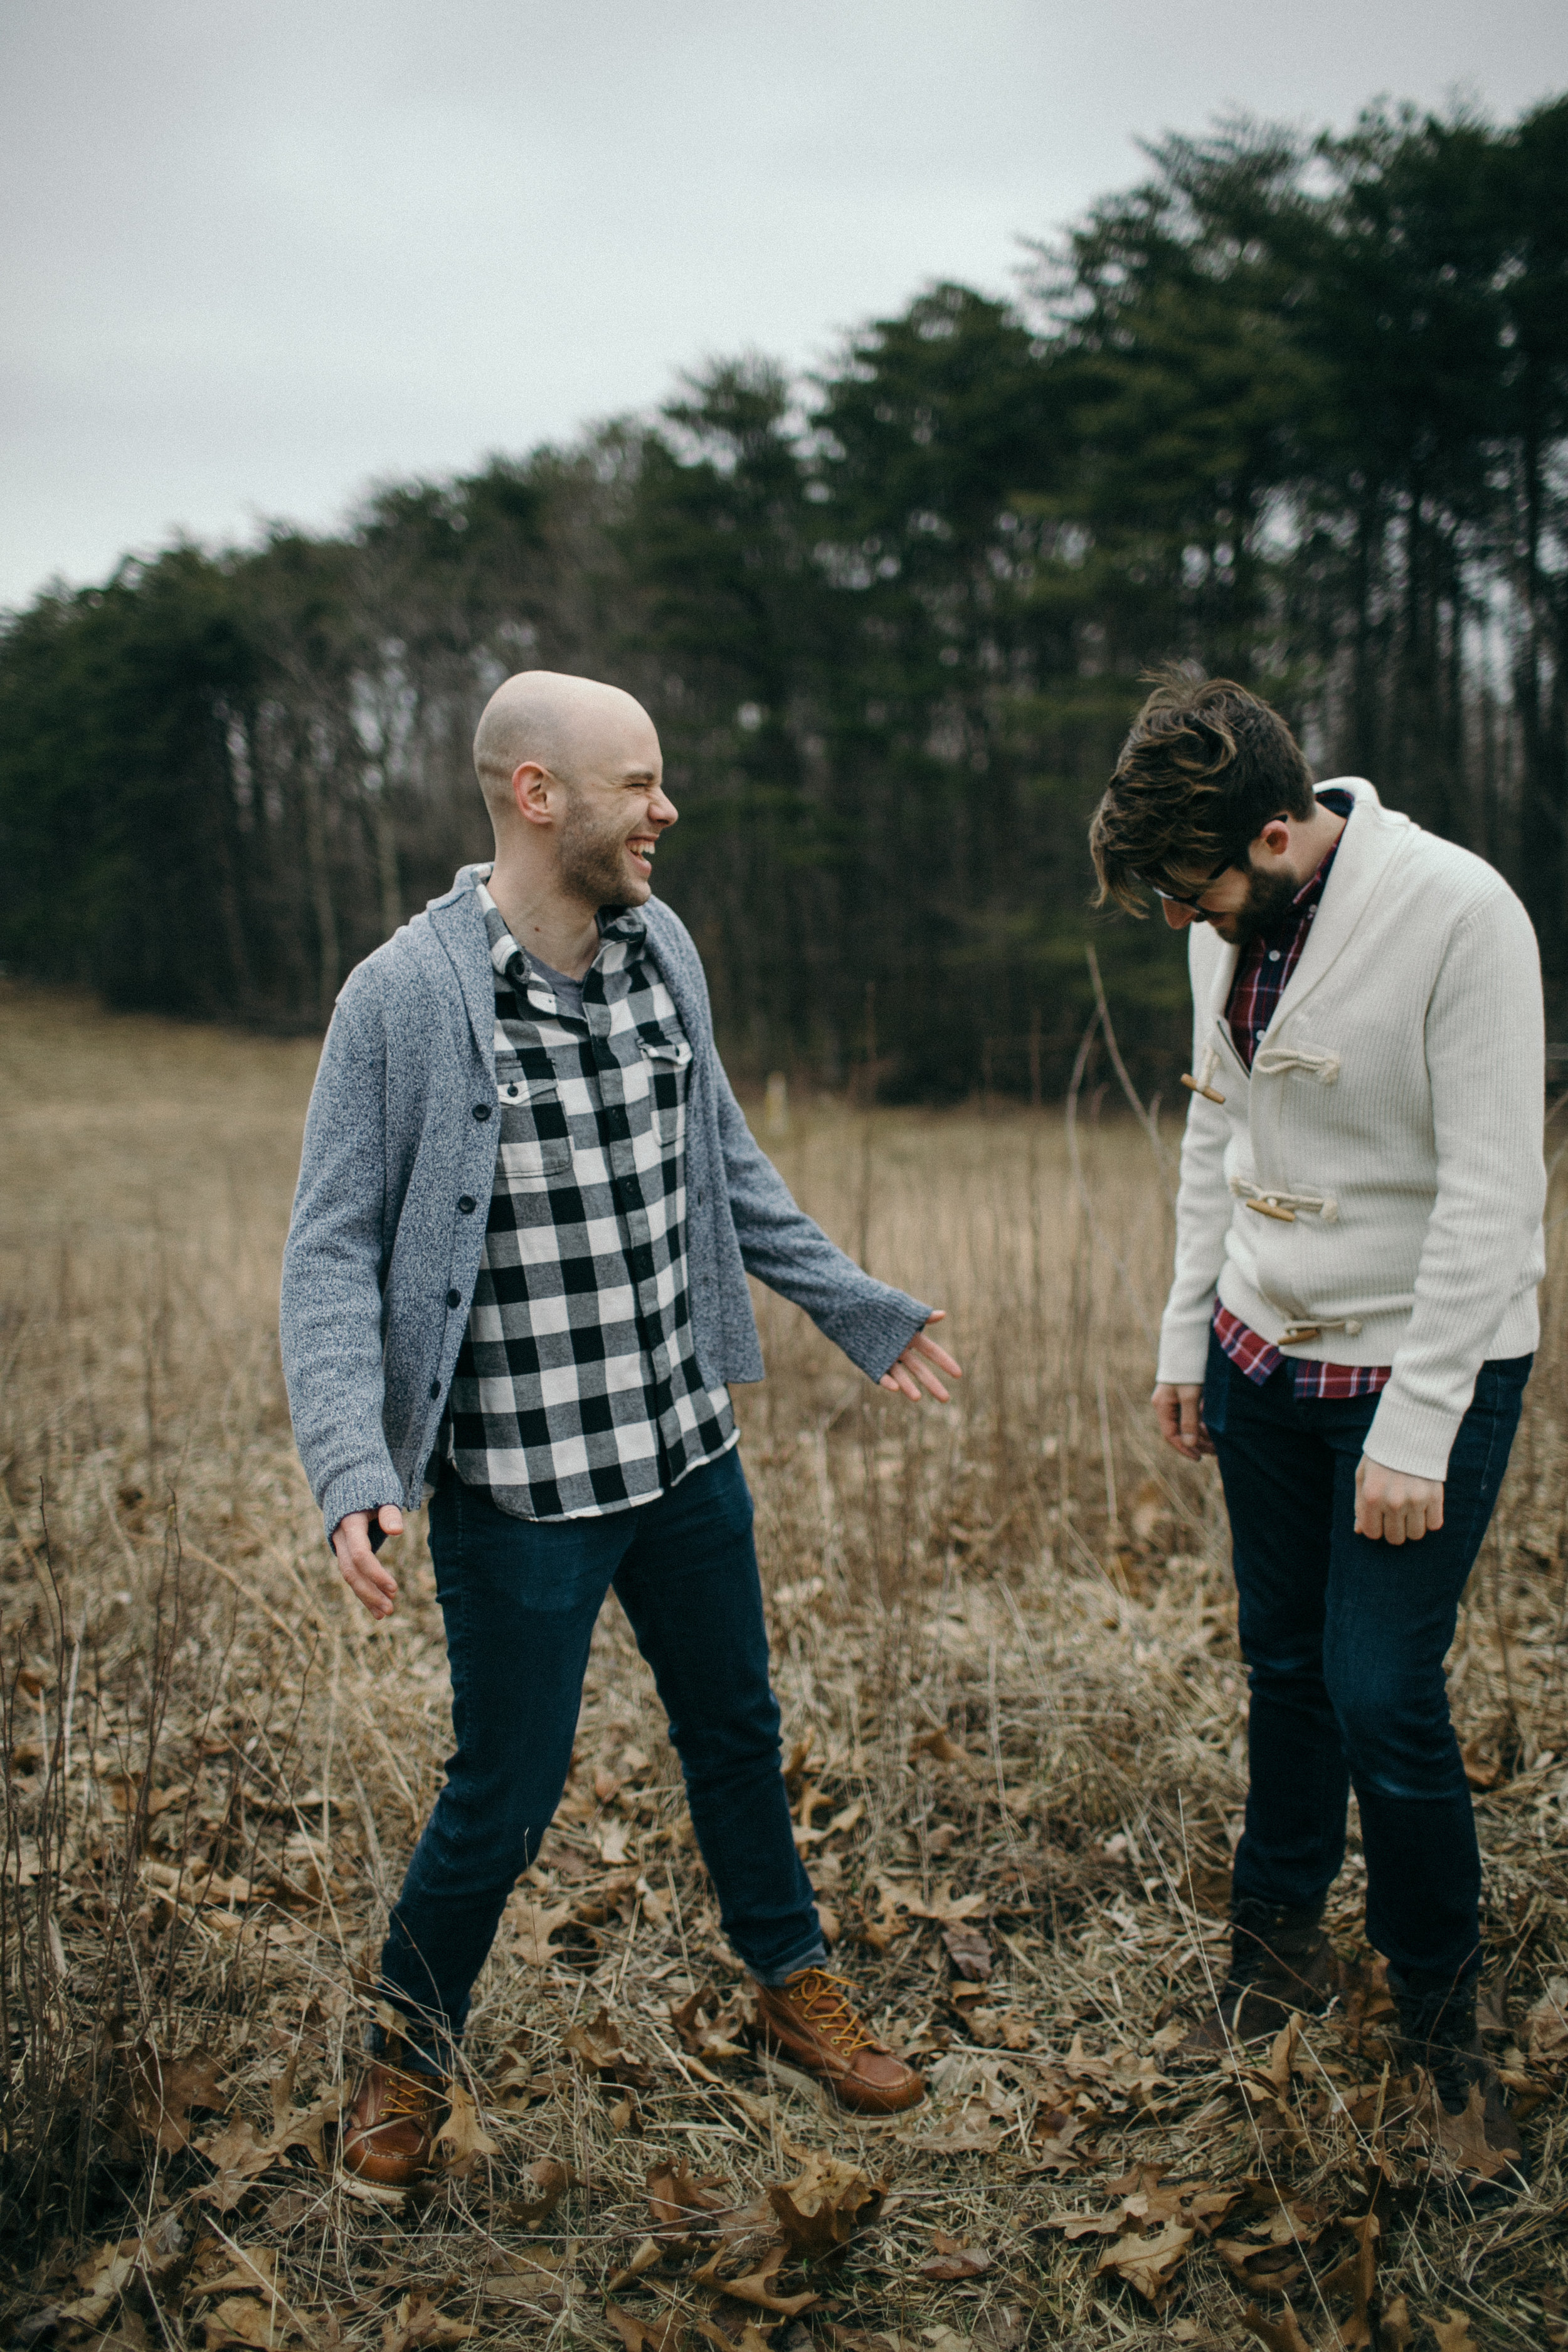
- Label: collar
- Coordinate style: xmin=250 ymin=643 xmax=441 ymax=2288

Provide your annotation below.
xmin=474 ymin=867 xmax=647 ymax=983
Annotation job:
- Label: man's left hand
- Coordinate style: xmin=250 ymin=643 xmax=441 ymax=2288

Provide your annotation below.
xmin=879 ymin=1310 xmax=962 ymax=1403
xmin=1355 ymin=1454 xmax=1444 ymax=1545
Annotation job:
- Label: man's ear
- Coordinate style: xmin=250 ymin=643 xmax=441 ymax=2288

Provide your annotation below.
xmin=511 ymin=760 xmax=555 ymax=828
xmin=1256 ymin=817 xmax=1292 ymax=858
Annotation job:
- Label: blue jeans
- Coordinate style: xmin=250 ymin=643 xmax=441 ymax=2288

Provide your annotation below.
xmin=1203 ymin=1335 xmax=1531 ymax=1981
xmin=377 ymin=1447 xmax=823 ymax=2064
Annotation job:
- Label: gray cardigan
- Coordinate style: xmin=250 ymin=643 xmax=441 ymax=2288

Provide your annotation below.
xmin=280 ymin=866 xmax=931 ymax=1537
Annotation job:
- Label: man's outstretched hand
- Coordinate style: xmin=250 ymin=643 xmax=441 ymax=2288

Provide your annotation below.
xmin=879 ymin=1310 xmax=963 ymax=1403
xmin=333 ymin=1505 xmax=404 ymax=1619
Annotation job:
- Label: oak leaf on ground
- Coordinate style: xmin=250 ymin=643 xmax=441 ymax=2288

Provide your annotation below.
xmin=433 ymin=2082 xmax=497 ymax=2176
xmin=692 ymin=2242 xmax=819 ymax=2316
xmin=1094 ymin=2217 xmax=1194 ymax=2309
xmin=605 ymin=2309 xmax=685 ymax=2352
xmin=380 ymin=2288 xmax=476 ymax=2352
xmin=767 ymin=2151 xmax=885 ymax=2257
xmin=918 ymin=2230 xmax=990 ymax=2280
xmin=507 ymin=2156 xmax=573 ymax=2230
xmin=1241 ymin=2304 xmax=1314 ymax=2352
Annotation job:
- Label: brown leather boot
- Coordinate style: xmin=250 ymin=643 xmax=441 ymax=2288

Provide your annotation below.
xmin=751 ymin=1967 xmax=925 ymax=2115
xmin=1390 ymin=1968 xmax=1526 ymax=2201
xmin=341 ymin=2048 xmax=450 ymax=2186
xmin=1183 ymin=1898 xmax=1341 ymax=2054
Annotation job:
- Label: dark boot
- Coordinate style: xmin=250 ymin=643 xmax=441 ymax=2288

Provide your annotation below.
xmin=1183 ymin=1897 xmax=1340 ymax=2053
xmin=1389 ymin=1968 xmax=1525 ymax=2199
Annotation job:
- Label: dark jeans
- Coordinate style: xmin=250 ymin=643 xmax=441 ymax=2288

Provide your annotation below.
xmin=1204 ymin=1334 xmax=1531 ymax=1982
xmin=378 ymin=1446 xmax=822 ymax=2065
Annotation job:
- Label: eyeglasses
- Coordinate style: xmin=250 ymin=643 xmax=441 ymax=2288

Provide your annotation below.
xmin=1144 ymin=852 xmax=1236 ymax=911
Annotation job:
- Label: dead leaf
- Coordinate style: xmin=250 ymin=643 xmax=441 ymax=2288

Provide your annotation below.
xmin=1407 ymin=2079 xmax=1513 ymax=2183
xmin=605 ymin=2310 xmax=684 ymax=2352
xmin=191 ymin=2249 xmax=279 ymax=2300
xmin=381 ymin=2289 xmax=477 ymax=2352
xmin=564 ymin=2003 xmax=655 ymax=2089
xmin=1094 ymin=2217 xmax=1194 ymax=2310
xmin=1263 ymin=2013 xmax=1303 ymax=2095
xmin=902 ymin=1878 xmax=987 ymax=1923
xmin=1241 ymin=2306 xmax=1314 ymax=2352
xmin=203 ymin=2296 xmax=296 ymax=2349
xmin=507 ymin=1893 xmax=575 ymax=1967
xmin=767 ymin=2151 xmax=884 ymax=2257
xmin=919 ymin=2230 xmax=990 ymax=2280
xmin=1429 ymin=2314 xmax=1478 ymax=2352
xmin=693 ymin=2242 xmax=820 ymax=2317
xmin=128 ymin=2046 xmax=227 ymax=2152
xmin=508 ymin=2156 xmax=573 ymax=2229
xmin=435 ymin=2082 xmax=497 ymax=2176
xmin=610 ymin=2090 xmax=641 ymax=2132
xmin=607 ymin=2238 xmax=667 ymax=2292
xmin=1525 ymin=1977 xmax=1568 ymax=2067
xmin=942 ymin=1922 xmax=992 ymax=1981
xmin=1379 ymin=2296 xmax=1413 ymax=2351
xmin=909 ymin=1729 xmax=968 ymax=1766
xmin=649 ymin=2152 xmax=728 ymax=2239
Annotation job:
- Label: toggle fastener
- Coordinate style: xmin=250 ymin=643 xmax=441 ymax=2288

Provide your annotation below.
xmin=1246 ymin=1199 xmax=1296 ymax=1222
xmin=1182 ymin=1046 xmax=1226 ymax=1105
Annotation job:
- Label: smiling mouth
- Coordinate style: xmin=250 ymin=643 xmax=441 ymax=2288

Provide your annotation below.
xmin=627 ymin=837 xmax=657 ymax=875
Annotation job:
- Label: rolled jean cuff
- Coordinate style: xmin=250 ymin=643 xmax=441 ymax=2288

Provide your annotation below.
xmin=751 ymin=1938 xmax=829 ymax=1988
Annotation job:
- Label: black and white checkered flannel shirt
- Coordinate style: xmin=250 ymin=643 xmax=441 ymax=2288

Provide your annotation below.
xmin=442 ymin=879 xmax=737 ymax=1520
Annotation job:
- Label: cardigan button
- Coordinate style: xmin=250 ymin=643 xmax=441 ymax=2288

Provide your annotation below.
xmin=429 ymin=1379 xmax=440 ymax=1399
xmin=473 ymin=1103 xmax=492 ymax=1121
xmin=458 ymin=1195 xmax=476 ymax=1214
xmin=447 ymin=1288 xmax=461 ymax=1308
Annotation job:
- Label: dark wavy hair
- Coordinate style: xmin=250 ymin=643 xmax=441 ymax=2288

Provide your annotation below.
xmin=1089 ymin=667 xmax=1315 ymax=914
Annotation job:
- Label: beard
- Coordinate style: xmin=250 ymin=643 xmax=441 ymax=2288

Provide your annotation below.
xmin=556 ymin=787 xmax=640 ymax=909
xmin=1213 ymin=861 xmax=1300 ymax=944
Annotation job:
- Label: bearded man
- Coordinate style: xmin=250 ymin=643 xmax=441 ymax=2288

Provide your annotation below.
xmin=281 ymin=670 xmax=959 ymax=2184
xmin=1089 ymin=670 xmax=1544 ymax=2196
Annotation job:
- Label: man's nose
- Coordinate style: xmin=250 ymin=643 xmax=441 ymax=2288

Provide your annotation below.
xmin=651 ymin=785 xmax=678 ymax=828
xmin=1162 ymin=899 xmax=1195 ymax=931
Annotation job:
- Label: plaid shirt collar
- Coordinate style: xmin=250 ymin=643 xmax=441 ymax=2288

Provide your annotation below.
xmin=475 ymin=869 xmax=647 ymax=988
xmin=1226 ymin=790 xmax=1354 ymax=1074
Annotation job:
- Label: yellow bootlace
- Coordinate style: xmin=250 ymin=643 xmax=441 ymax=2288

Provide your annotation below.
xmin=787 ymin=1968 xmax=878 ymax=2054
xmin=380 ymin=2067 xmax=444 ymax=2119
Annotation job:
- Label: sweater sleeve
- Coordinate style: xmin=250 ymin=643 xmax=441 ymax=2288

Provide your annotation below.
xmin=278 ymin=972 xmax=403 ymax=1539
xmin=1157 ymin=935 xmax=1234 ymax=1384
xmin=711 ymin=1057 xmax=932 ymax=1380
xmin=1364 ymin=887 xmax=1545 ymax=1480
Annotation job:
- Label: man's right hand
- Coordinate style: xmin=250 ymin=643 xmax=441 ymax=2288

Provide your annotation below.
xmin=1153 ymin=1382 xmax=1214 ymax=1461
xmin=332 ymin=1505 xmax=404 ymax=1619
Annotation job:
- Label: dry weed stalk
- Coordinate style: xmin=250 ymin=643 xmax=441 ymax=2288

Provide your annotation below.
xmin=1 ymin=982 xmax=1565 ymax=2349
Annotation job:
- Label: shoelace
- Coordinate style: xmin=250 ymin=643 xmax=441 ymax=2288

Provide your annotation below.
xmin=361 ymin=2069 xmax=444 ymax=2130
xmin=787 ymin=1969 xmax=877 ymax=2054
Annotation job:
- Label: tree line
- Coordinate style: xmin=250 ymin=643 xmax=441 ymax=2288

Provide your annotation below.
xmin=3 ymin=97 xmax=1565 ymax=1096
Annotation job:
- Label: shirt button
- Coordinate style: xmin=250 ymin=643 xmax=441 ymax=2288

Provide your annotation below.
xmin=447 ymin=1288 xmax=461 ymax=1308
xmin=458 ymin=1195 xmax=476 ymax=1214
xmin=1268 ymin=950 xmax=1281 ymax=962
xmin=473 ymin=1103 xmax=492 ymax=1121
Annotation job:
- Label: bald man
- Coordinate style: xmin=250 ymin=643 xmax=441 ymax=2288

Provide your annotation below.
xmin=280 ymin=671 xmax=960 ymax=2185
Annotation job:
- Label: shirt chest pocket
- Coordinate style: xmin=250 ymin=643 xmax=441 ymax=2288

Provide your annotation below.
xmin=495 ymin=1071 xmax=572 ymax=1187
xmin=641 ymin=1035 xmax=693 ymax=1147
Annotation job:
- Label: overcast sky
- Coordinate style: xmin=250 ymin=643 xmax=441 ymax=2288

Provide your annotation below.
xmin=4 ymin=0 xmax=1566 ymax=613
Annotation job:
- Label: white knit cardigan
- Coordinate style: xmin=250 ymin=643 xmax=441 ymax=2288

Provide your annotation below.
xmin=1157 ymin=778 xmax=1545 ymax=1480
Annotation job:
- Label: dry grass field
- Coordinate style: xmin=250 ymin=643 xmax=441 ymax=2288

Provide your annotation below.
xmin=3 ymin=981 xmax=1567 ymax=2351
